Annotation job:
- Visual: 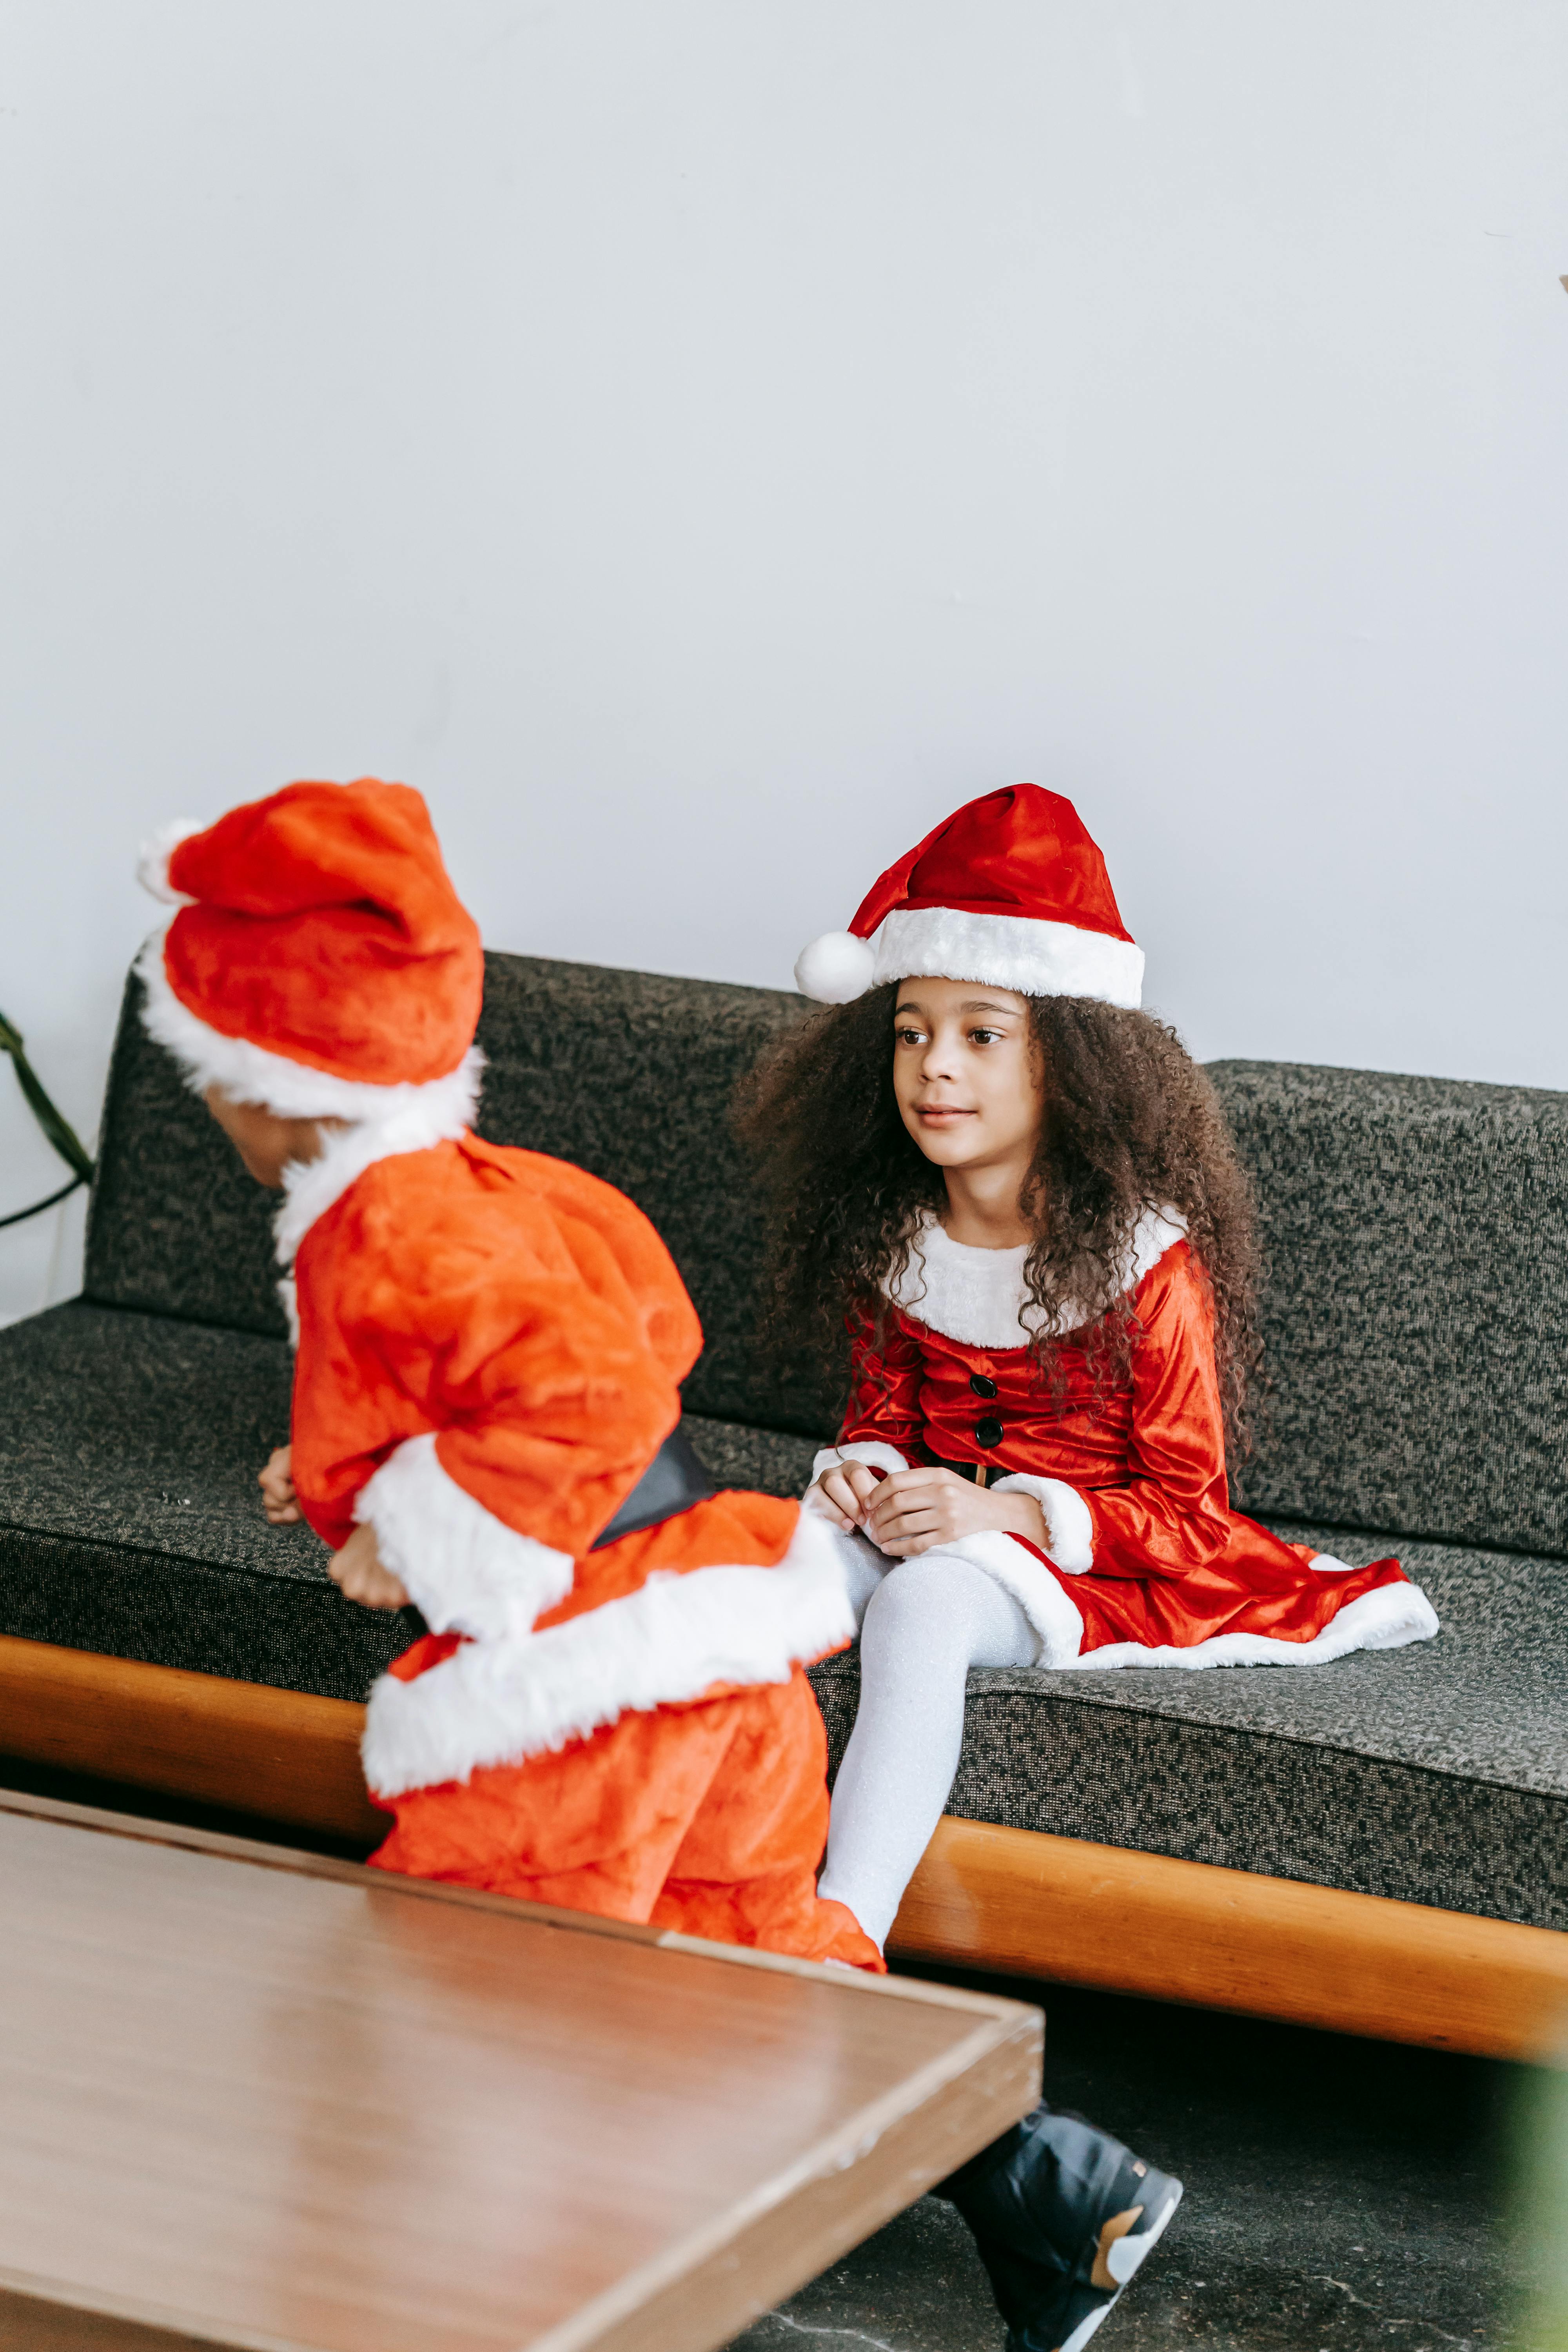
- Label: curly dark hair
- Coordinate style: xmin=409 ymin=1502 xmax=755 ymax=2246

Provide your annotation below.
xmin=735 ymin=984 xmax=1263 ymax=1458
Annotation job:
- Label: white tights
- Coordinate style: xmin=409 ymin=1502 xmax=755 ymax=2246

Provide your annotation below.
xmin=816 ymin=1526 xmax=1036 ymax=1951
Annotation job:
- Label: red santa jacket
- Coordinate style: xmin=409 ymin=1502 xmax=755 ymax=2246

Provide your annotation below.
xmin=279 ymin=1122 xmax=852 ymax=1799
xmin=817 ymin=1209 xmax=1437 ymax=1669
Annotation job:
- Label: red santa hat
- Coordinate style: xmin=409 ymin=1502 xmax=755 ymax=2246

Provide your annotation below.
xmin=135 ymin=778 xmax=485 ymax=1125
xmin=793 ymin=784 xmax=1143 ymax=1010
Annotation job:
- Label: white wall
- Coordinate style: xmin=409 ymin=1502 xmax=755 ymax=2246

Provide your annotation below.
xmin=3 ymin=0 xmax=1566 ymax=1323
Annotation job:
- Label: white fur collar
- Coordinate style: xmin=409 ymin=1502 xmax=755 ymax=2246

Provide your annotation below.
xmin=273 ymin=1088 xmax=475 ymax=1265
xmin=884 ymin=1204 xmax=1188 ymax=1350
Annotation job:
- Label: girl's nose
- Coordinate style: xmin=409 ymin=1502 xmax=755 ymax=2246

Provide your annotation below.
xmin=921 ymin=1031 xmax=962 ymax=1080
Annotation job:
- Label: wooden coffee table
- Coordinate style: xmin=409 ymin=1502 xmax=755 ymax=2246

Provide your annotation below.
xmin=0 ymin=1790 xmax=1040 ymax=2352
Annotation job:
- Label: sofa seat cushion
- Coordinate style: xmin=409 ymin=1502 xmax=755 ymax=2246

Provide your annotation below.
xmin=810 ymin=1528 xmax=1567 ymax=1930
xmin=0 ymin=1301 xmax=412 ymax=1700
xmin=4 ymin=1309 xmax=1562 ymax=1931
xmin=693 ymin=1415 xmax=1568 ymax=1926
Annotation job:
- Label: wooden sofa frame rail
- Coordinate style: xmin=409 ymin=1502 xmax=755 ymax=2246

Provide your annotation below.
xmin=3 ymin=1633 xmax=1564 ymax=2064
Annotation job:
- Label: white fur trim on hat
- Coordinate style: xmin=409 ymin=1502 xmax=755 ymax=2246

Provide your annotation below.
xmin=136 ymin=818 xmax=205 ymax=906
xmin=354 ymin=1432 xmax=574 ymax=1642
xmin=359 ymin=1503 xmax=855 ymax=1797
xmin=872 ymin=906 xmax=1144 ymax=1009
xmin=136 ymin=925 xmax=484 ymax=1127
xmin=795 ymin=931 xmax=878 ymax=1004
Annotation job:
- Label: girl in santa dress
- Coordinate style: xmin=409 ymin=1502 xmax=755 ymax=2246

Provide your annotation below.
xmin=741 ymin=783 xmax=1439 ymax=1962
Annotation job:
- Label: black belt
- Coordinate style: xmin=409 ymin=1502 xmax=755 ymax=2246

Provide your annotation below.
xmin=925 ymin=1453 xmax=998 ymax=1489
xmin=591 ymin=1424 xmax=717 ymax=1549
xmin=396 ymin=1425 xmax=718 ymax=1633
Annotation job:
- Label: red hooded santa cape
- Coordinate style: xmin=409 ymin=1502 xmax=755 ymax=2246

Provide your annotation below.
xmin=137 ymin=779 xmax=877 ymax=1965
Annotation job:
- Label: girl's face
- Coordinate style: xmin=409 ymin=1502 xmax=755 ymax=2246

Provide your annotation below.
xmin=891 ymin=979 xmax=1044 ymax=1173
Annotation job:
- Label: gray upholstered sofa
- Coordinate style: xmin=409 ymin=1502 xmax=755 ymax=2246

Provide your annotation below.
xmin=2 ymin=952 xmax=1564 ymax=1996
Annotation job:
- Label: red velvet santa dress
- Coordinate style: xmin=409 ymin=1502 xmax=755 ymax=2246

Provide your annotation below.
xmin=820 ymin=1210 xmax=1437 ymax=1666
xmin=793 ymin=783 xmax=1439 ymax=1671
xmin=136 ymin=779 xmax=877 ymax=1968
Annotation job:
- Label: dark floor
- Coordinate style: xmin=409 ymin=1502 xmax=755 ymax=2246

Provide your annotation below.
xmin=4 ymin=1759 xmax=1526 ymax=2352
xmin=728 ymin=1968 xmax=1522 ymax=2352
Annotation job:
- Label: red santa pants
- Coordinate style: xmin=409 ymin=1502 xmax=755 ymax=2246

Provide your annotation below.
xmin=366 ymin=1650 xmax=882 ymax=1971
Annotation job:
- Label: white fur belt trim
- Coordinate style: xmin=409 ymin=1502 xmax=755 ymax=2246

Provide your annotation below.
xmin=360 ymin=1505 xmax=855 ymax=1798
xmin=991 ymin=1473 xmax=1096 ymax=1572
xmin=354 ymin=1433 xmax=575 ymax=1642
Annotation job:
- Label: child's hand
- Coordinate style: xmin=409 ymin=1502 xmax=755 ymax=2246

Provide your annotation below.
xmin=258 ymin=1445 xmax=302 ymax=1526
xmin=806 ymin=1460 xmax=884 ymax=1531
xmin=863 ymin=1465 xmax=1049 ymax=1559
xmin=328 ymin=1523 xmax=410 ymax=1611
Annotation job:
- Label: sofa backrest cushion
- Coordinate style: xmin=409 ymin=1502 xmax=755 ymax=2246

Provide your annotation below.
xmin=85 ymin=962 xmax=1568 ymax=1553
xmin=84 ymin=952 xmax=840 ymax=1435
xmin=1212 ymin=1060 xmax=1568 ymax=1558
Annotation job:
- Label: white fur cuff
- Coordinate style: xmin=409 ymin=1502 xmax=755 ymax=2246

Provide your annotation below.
xmin=809 ymin=1441 xmax=910 ymax=1488
xmin=361 ymin=1504 xmax=855 ymax=1797
xmin=992 ymin=1473 xmax=1096 ymax=1572
xmin=354 ymin=1433 xmax=574 ymax=1641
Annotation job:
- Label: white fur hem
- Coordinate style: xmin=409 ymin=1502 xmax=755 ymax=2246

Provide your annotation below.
xmin=871 ymin=906 xmax=1144 ymax=1009
xmin=991 ymin=1473 xmax=1095 ymax=1572
xmin=354 ymin=1433 xmax=574 ymax=1642
xmin=361 ymin=1506 xmax=855 ymax=1797
xmin=884 ymin=1204 xmax=1187 ymax=1348
xmin=937 ymin=1530 xmax=1084 ymax=1667
xmin=135 ymin=922 xmax=485 ymax=1131
xmin=1066 ymin=1578 xmax=1441 ymax=1672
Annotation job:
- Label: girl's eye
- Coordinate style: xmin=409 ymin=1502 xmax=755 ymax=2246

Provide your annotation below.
xmin=895 ymin=1026 xmax=928 ymax=1045
xmin=969 ymin=1028 xmax=1001 ymax=1045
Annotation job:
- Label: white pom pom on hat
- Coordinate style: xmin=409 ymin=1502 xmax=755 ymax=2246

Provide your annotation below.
xmin=135 ymin=818 xmax=204 ymax=906
xmin=793 ymin=930 xmax=878 ymax=1004
xmin=791 ymin=785 xmax=1145 ymax=1011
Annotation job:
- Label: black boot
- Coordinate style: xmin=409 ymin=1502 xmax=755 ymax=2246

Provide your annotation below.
xmin=935 ymin=2103 xmax=1182 ymax=2352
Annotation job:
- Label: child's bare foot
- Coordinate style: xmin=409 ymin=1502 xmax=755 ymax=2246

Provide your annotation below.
xmin=258 ymin=1445 xmax=302 ymax=1525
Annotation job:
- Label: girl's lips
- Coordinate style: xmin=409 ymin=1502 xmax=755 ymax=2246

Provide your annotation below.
xmin=916 ymin=1105 xmax=974 ymax=1120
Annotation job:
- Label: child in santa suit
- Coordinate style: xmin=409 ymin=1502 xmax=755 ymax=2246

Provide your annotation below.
xmin=140 ymin=777 xmax=1192 ymax=2352
xmin=136 ymin=776 xmax=877 ymax=1964
xmin=735 ymin=784 xmax=1441 ymax=2347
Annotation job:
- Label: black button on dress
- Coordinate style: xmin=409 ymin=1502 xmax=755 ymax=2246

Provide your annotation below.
xmin=975 ymin=1416 xmax=1005 ymax=1449
xmin=969 ymin=1372 xmax=999 ymax=1398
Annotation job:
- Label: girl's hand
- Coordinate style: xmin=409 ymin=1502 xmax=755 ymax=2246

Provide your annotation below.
xmin=805 ymin=1460 xmax=884 ymax=1531
xmin=328 ymin=1522 xmax=410 ymax=1610
xmin=863 ymin=1465 xmax=1049 ymax=1559
xmin=258 ymin=1445 xmax=302 ymax=1526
